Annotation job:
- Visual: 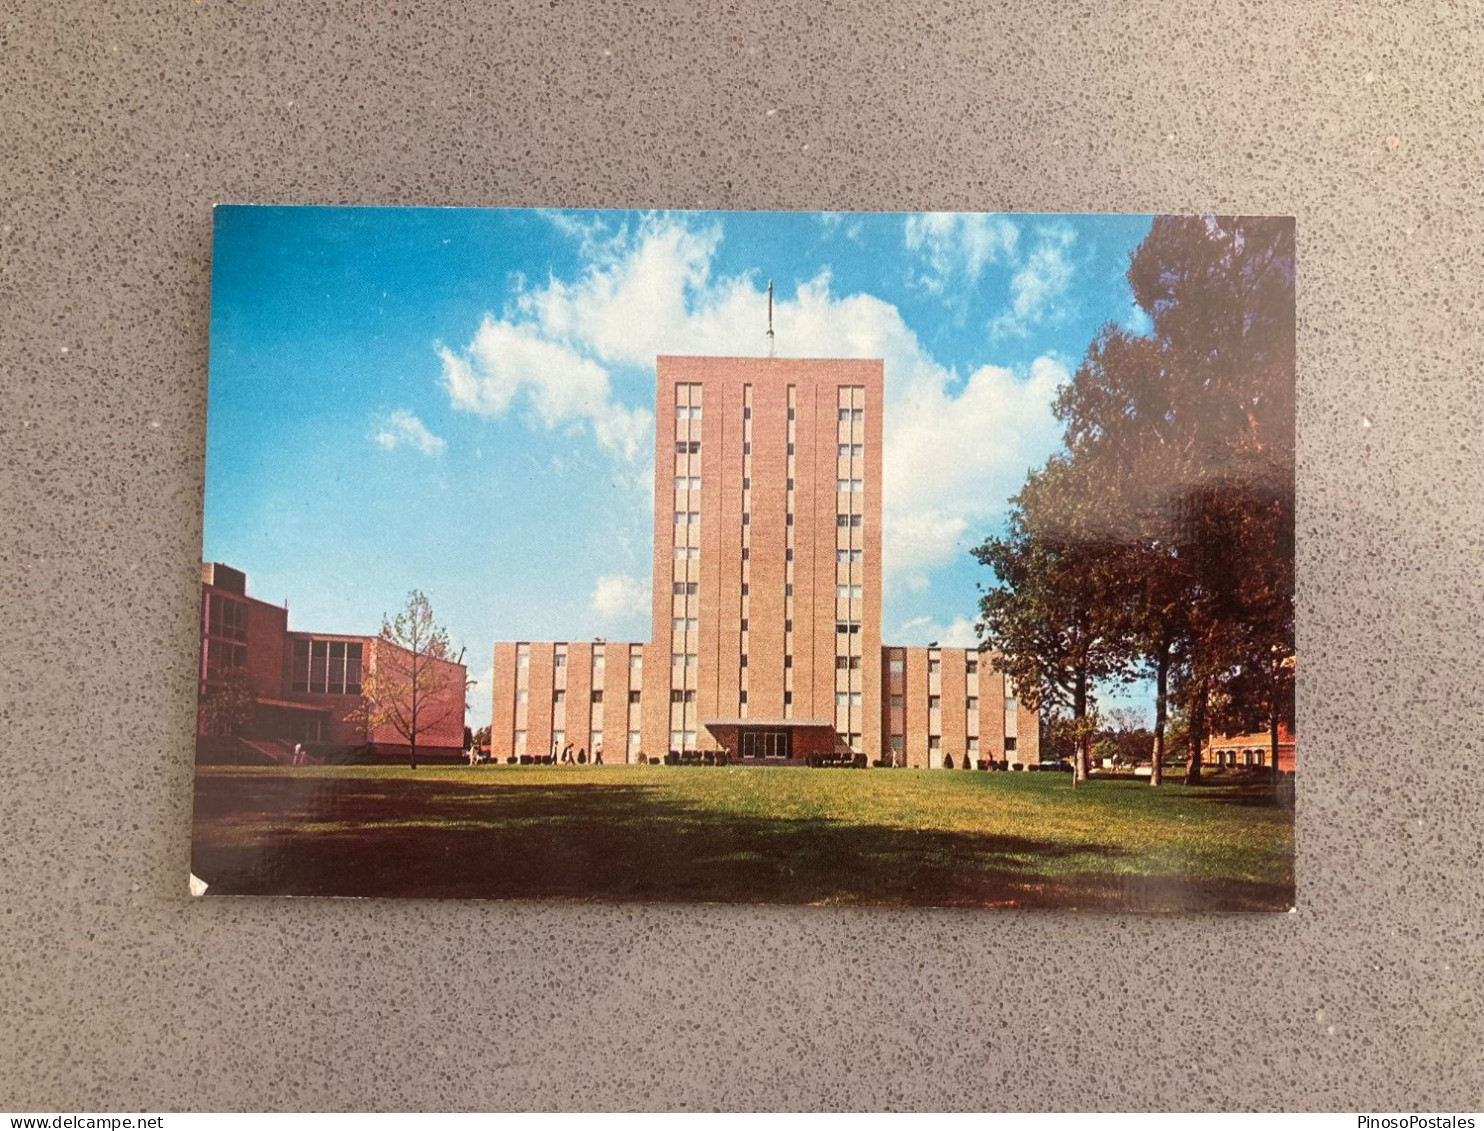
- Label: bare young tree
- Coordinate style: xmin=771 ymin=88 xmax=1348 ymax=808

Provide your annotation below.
xmin=344 ymin=590 xmax=461 ymax=769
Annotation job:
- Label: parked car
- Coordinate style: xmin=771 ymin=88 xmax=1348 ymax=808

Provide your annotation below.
xmin=1039 ymin=759 xmax=1073 ymax=772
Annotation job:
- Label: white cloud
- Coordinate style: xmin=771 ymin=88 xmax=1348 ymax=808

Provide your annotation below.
xmin=590 ymin=573 xmax=650 ymax=619
xmin=989 ymin=224 xmax=1077 ymax=339
xmin=372 ymin=409 xmax=446 ymax=457
xmin=442 ymin=211 xmax=1066 ymax=593
xmin=904 ymin=212 xmax=1019 ymax=295
xmin=895 ymin=615 xmax=981 ymax=649
xmin=437 ymin=317 xmax=653 ymax=461
xmin=466 ymin=664 xmax=494 ymax=731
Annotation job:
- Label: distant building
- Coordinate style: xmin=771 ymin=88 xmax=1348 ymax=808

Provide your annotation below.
xmin=490 ymin=354 xmax=1038 ymax=768
xmin=197 ymin=562 xmax=466 ymax=763
xmin=1203 ymin=723 xmax=1295 ymax=773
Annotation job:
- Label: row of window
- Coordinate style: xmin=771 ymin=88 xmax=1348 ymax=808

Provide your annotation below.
xmin=836 ymin=585 xmax=863 ymax=599
xmin=514 ymin=651 xmax=643 ymax=671
xmin=205 ymin=594 xmax=249 ymax=642
xmin=674 ymin=440 xmax=702 ymax=455
xmin=886 ymin=656 xmax=988 ymax=678
xmin=673 ymin=476 xmax=702 ymax=491
xmin=290 ymin=639 xmax=363 ymax=696
xmin=888 ymin=695 xmax=1002 ymax=711
xmin=674 ymin=405 xmax=703 ymax=420
xmin=837 ymin=408 xmax=865 ymax=422
xmin=204 ymin=637 xmax=247 ymax=679
xmin=518 ymin=688 xmax=644 ymax=706
xmin=836 ymin=514 xmax=864 ymax=528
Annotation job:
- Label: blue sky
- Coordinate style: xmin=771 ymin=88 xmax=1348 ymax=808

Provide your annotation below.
xmin=205 ymin=206 xmax=1155 ymax=729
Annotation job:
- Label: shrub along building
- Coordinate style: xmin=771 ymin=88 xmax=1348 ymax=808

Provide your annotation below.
xmin=490 ymin=353 xmax=1039 ymax=769
xmin=197 ymin=562 xmax=466 ymax=763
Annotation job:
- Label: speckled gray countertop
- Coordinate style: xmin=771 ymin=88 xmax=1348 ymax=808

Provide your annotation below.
xmin=2 ymin=1 xmax=1481 ymax=1112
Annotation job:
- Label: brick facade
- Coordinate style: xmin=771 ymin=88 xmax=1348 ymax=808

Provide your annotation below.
xmin=197 ymin=563 xmax=466 ymax=761
xmin=489 ymin=353 xmax=1039 ymax=766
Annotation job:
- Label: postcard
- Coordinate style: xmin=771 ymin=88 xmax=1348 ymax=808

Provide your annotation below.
xmin=192 ymin=206 xmax=1294 ymax=910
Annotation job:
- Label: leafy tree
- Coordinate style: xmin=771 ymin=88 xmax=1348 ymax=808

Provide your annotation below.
xmin=199 ymin=667 xmax=257 ymax=741
xmin=344 ymin=590 xmax=461 ymax=769
xmin=1046 ymin=217 xmax=1295 ymax=785
xmin=976 ymin=456 xmax=1133 ymax=784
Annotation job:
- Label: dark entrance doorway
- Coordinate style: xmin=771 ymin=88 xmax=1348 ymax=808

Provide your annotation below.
xmin=740 ymin=728 xmax=792 ymax=759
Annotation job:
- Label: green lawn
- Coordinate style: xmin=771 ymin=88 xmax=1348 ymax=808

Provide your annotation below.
xmin=191 ymin=764 xmax=1295 ymax=910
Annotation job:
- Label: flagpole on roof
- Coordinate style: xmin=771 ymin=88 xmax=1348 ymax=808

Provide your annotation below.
xmin=766 ymin=279 xmax=775 ymax=358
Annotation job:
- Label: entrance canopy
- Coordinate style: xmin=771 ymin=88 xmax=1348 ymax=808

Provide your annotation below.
xmin=701 ymin=718 xmax=846 ymax=761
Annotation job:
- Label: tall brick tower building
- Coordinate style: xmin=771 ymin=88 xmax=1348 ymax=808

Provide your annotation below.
xmin=646 ymin=356 xmax=883 ymax=764
xmin=490 ymin=353 xmax=1038 ymax=769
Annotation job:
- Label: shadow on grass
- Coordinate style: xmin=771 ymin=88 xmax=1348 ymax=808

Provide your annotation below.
xmin=192 ymin=772 xmax=1293 ymax=911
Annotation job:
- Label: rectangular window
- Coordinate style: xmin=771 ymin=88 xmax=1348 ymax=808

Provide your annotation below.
xmin=783 ymin=691 xmax=792 ymax=706
xmin=591 ymin=690 xmax=603 ymax=704
xmin=837 ymin=408 xmax=851 ymax=422
xmin=1005 ymin=737 xmax=1018 ymax=752
xmin=966 ymin=660 xmax=978 ymax=675
xmin=739 ymin=690 xmax=748 ymax=705
xmin=836 ymin=656 xmax=849 ymax=670
xmin=554 ymin=690 xmax=565 ymax=704
xmin=670 ymin=689 xmax=685 ymax=703
xmin=891 ymin=695 xmax=903 ymax=709
xmin=785 ymin=584 xmax=793 ymax=597
xmin=787 ymin=443 xmax=795 ymax=455
xmin=743 ymin=442 xmax=751 ymax=455
xmin=291 ymin=639 xmax=309 ymax=693
xmin=786 ymin=478 xmax=794 ymax=490
xmin=928 ymin=659 xmax=940 ymax=674
xmin=783 ymin=654 xmax=792 ymax=668
xmin=517 ymin=689 xmax=529 ymax=705
xmin=852 ymin=409 xmax=864 ymax=422
xmin=967 ymin=737 xmax=979 ymax=754
xmin=743 ymin=406 xmax=752 ymax=419
xmin=742 ymin=477 xmax=750 ymax=490
xmin=928 ymin=695 xmax=940 ymax=709
xmin=966 ymin=697 xmax=978 ymax=711
xmin=630 ymin=653 xmax=643 ymax=671
xmin=554 ymin=654 xmax=567 ymax=668
xmin=346 ymin=642 xmax=362 ymax=694
xmin=742 ymin=513 xmax=750 ymax=526
xmin=740 ymin=618 xmax=748 ymax=632
xmin=309 ymin=640 xmax=328 ymax=694
xmin=673 ymin=546 xmax=699 ymax=561
xmin=889 ymin=656 xmax=904 ymax=674
xmin=929 ymin=735 xmax=941 ymax=750
xmin=328 ymin=641 xmax=345 ymax=695
xmin=836 ymin=621 xmax=861 ymax=635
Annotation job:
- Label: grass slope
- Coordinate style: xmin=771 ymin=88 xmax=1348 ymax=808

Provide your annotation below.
xmin=192 ymin=764 xmax=1295 ymax=910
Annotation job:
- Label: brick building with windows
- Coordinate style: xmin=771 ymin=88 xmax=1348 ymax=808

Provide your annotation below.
xmin=489 ymin=355 xmax=1038 ymax=769
xmin=197 ymin=562 xmax=466 ymax=763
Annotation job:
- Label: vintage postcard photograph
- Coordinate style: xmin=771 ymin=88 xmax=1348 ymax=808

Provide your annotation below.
xmin=192 ymin=206 xmax=1295 ymax=910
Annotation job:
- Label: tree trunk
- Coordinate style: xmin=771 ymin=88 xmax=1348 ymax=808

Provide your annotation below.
xmin=1151 ymin=647 xmax=1168 ymax=787
xmin=410 ymin=733 xmax=418 ymax=770
xmin=1073 ymin=667 xmax=1090 ymax=786
xmin=1184 ymin=674 xmax=1207 ymax=785
xmin=1270 ymin=697 xmax=1281 ymax=785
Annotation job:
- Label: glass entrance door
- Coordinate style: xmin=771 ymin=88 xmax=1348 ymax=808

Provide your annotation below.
xmin=740 ymin=729 xmax=792 ymax=759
